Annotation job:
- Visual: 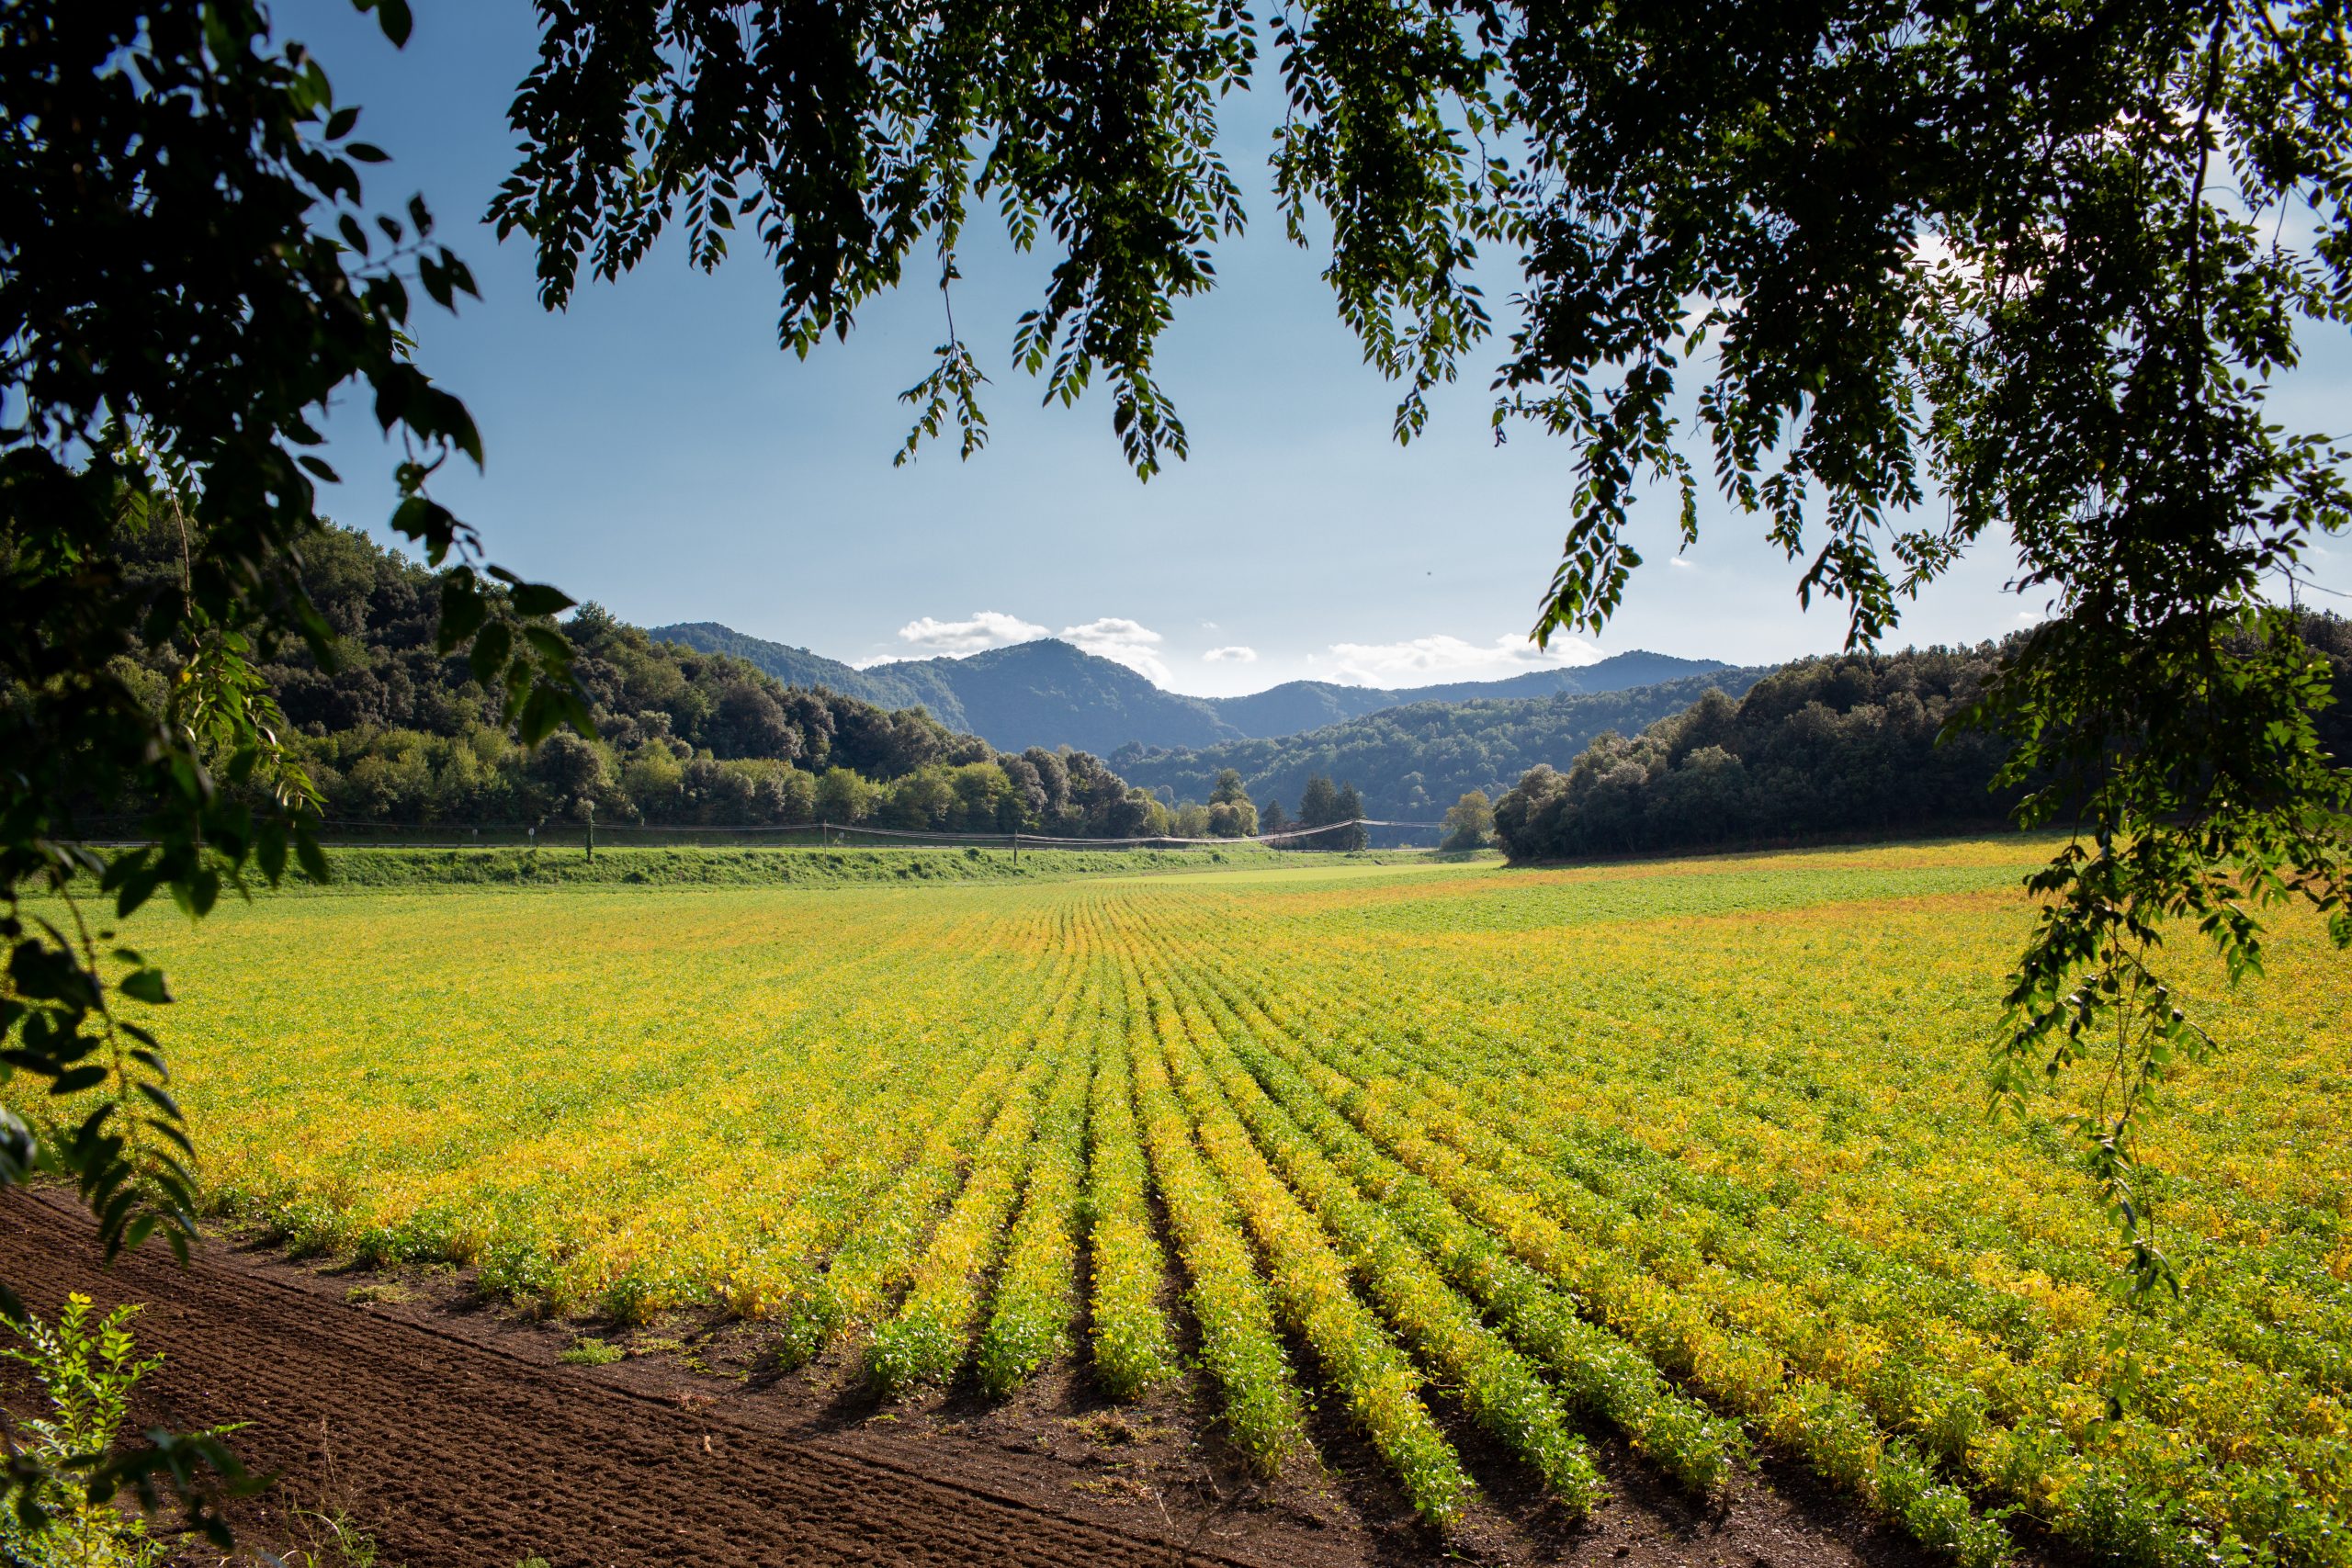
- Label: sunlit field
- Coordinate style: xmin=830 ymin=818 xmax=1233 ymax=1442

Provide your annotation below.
xmin=77 ymin=842 xmax=2352 ymax=1566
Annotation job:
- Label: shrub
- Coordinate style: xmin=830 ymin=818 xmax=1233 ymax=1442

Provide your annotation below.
xmin=0 ymin=1294 xmax=172 ymax=1568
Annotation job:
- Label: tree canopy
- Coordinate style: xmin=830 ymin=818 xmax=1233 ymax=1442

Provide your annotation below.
xmin=1494 ymin=644 xmax=2027 ymax=860
xmin=1441 ymin=790 xmax=1495 ymax=852
xmin=84 ymin=520 xmax=1168 ymax=838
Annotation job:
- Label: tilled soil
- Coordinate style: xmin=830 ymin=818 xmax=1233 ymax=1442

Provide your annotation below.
xmin=2 ymin=1191 xmax=1952 ymax=1568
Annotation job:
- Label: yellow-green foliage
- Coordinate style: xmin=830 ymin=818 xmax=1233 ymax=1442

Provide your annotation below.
xmin=38 ymin=841 xmax=2349 ymax=1559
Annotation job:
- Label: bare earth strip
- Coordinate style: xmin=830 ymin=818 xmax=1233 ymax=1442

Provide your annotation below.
xmin=2 ymin=1191 xmax=1955 ymax=1568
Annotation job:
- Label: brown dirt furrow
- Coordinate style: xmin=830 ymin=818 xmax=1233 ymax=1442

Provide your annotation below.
xmin=0 ymin=1191 xmax=1254 ymax=1568
xmin=3 ymin=1189 xmax=1984 ymax=1568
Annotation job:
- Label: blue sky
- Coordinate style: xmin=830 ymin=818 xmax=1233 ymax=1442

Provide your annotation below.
xmin=285 ymin=1 xmax=2346 ymax=697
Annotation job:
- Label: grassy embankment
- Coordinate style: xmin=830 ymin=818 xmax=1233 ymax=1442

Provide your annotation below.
xmin=292 ymin=842 xmax=1487 ymax=891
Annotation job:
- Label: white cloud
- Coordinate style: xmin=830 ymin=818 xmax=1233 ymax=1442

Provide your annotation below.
xmin=1326 ymin=632 xmax=1603 ymax=687
xmin=1062 ymin=617 xmax=1171 ymax=685
xmin=1204 ymin=646 xmax=1258 ymax=664
xmin=895 ymin=611 xmax=1049 ymax=656
xmin=1668 ymin=557 xmax=1695 ymax=570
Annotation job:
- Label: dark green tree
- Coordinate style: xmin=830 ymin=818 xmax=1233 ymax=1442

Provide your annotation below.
xmin=1334 ymin=783 xmax=1369 ymax=852
xmin=1205 ymin=767 xmax=1257 ymax=837
xmin=707 ymin=681 xmax=798 ymax=762
xmin=1441 ymin=790 xmax=1495 ymax=852
xmin=1296 ymin=774 xmax=1343 ymax=841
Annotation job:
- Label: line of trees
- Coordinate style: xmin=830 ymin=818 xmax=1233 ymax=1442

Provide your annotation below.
xmin=1495 ymin=626 xmax=2352 ymax=863
xmin=1139 ymin=769 xmax=1374 ymax=847
xmin=1493 ymin=649 xmax=2019 ymax=860
xmin=1160 ymin=768 xmax=1262 ymax=838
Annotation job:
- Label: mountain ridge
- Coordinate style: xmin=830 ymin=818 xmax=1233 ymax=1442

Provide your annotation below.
xmin=1111 ymin=668 xmax=1777 ymax=830
xmin=648 ymin=621 xmax=1731 ymax=754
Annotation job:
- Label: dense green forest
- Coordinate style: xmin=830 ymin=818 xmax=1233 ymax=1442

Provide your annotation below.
xmin=1494 ymin=622 xmax=2352 ymax=861
xmin=1111 ymin=670 xmax=1771 ymax=833
xmin=98 ymin=525 xmax=1171 ymax=837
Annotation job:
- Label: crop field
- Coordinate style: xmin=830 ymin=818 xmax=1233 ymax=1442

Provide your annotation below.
xmin=53 ymin=842 xmax=2352 ymax=1567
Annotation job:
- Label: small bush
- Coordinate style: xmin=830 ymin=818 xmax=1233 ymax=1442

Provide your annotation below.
xmin=559 ymin=1337 xmax=625 ymax=1366
xmin=0 ymin=1293 xmax=171 ymax=1568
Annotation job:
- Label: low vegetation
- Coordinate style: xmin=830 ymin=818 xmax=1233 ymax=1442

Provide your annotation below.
xmin=2 ymin=1296 xmax=174 ymax=1567
xmin=17 ymin=846 xmax=2345 ymax=1560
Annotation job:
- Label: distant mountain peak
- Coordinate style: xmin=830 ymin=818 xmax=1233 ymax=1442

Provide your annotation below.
xmin=648 ymin=622 xmax=1735 ymax=755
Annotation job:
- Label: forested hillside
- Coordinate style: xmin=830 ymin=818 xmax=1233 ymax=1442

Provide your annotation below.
xmin=650 ymin=624 xmax=1229 ymax=746
xmin=1204 ymin=650 xmax=1732 ymax=738
xmin=1494 ymin=621 xmax=2352 ymax=861
xmin=104 ymin=525 xmax=1166 ymax=837
xmin=891 ymin=640 xmax=1238 ymax=752
xmin=1111 ymin=670 xmax=1771 ymax=829
xmin=639 ymin=621 xmax=916 ymax=710
xmin=654 ymin=620 xmax=1731 ymax=752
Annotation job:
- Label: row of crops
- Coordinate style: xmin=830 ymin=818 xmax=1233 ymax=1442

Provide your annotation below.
xmin=122 ymin=846 xmax=2351 ymax=1566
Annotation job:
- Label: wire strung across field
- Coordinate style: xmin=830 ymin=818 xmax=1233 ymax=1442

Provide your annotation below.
xmin=87 ymin=817 xmax=1448 ymax=851
xmin=807 ymin=818 xmax=1442 ymax=849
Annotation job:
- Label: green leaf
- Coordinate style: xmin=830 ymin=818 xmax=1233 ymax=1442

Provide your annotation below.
xmin=257 ymin=827 xmax=289 ymax=886
xmin=510 ymin=583 xmax=575 ymax=618
xmin=369 ymin=0 xmax=414 ymax=47
xmin=522 ymin=625 xmax=571 ymax=663
xmin=51 ymin=1066 xmax=108 ymax=1096
xmin=469 ymin=621 xmax=514 ymax=685
xmin=119 ymin=969 xmax=173 ymax=1006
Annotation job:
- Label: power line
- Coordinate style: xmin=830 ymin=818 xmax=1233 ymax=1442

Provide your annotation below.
xmin=82 ymin=816 xmax=1444 ymax=852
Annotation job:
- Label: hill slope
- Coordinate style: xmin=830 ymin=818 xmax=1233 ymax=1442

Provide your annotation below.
xmin=642 ymin=622 xmax=970 ymax=724
xmin=1205 ymin=651 xmax=1731 ymax=738
xmin=648 ymin=622 xmax=1730 ymax=752
xmin=1111 ymin=668 xmax=1773 ymax=825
